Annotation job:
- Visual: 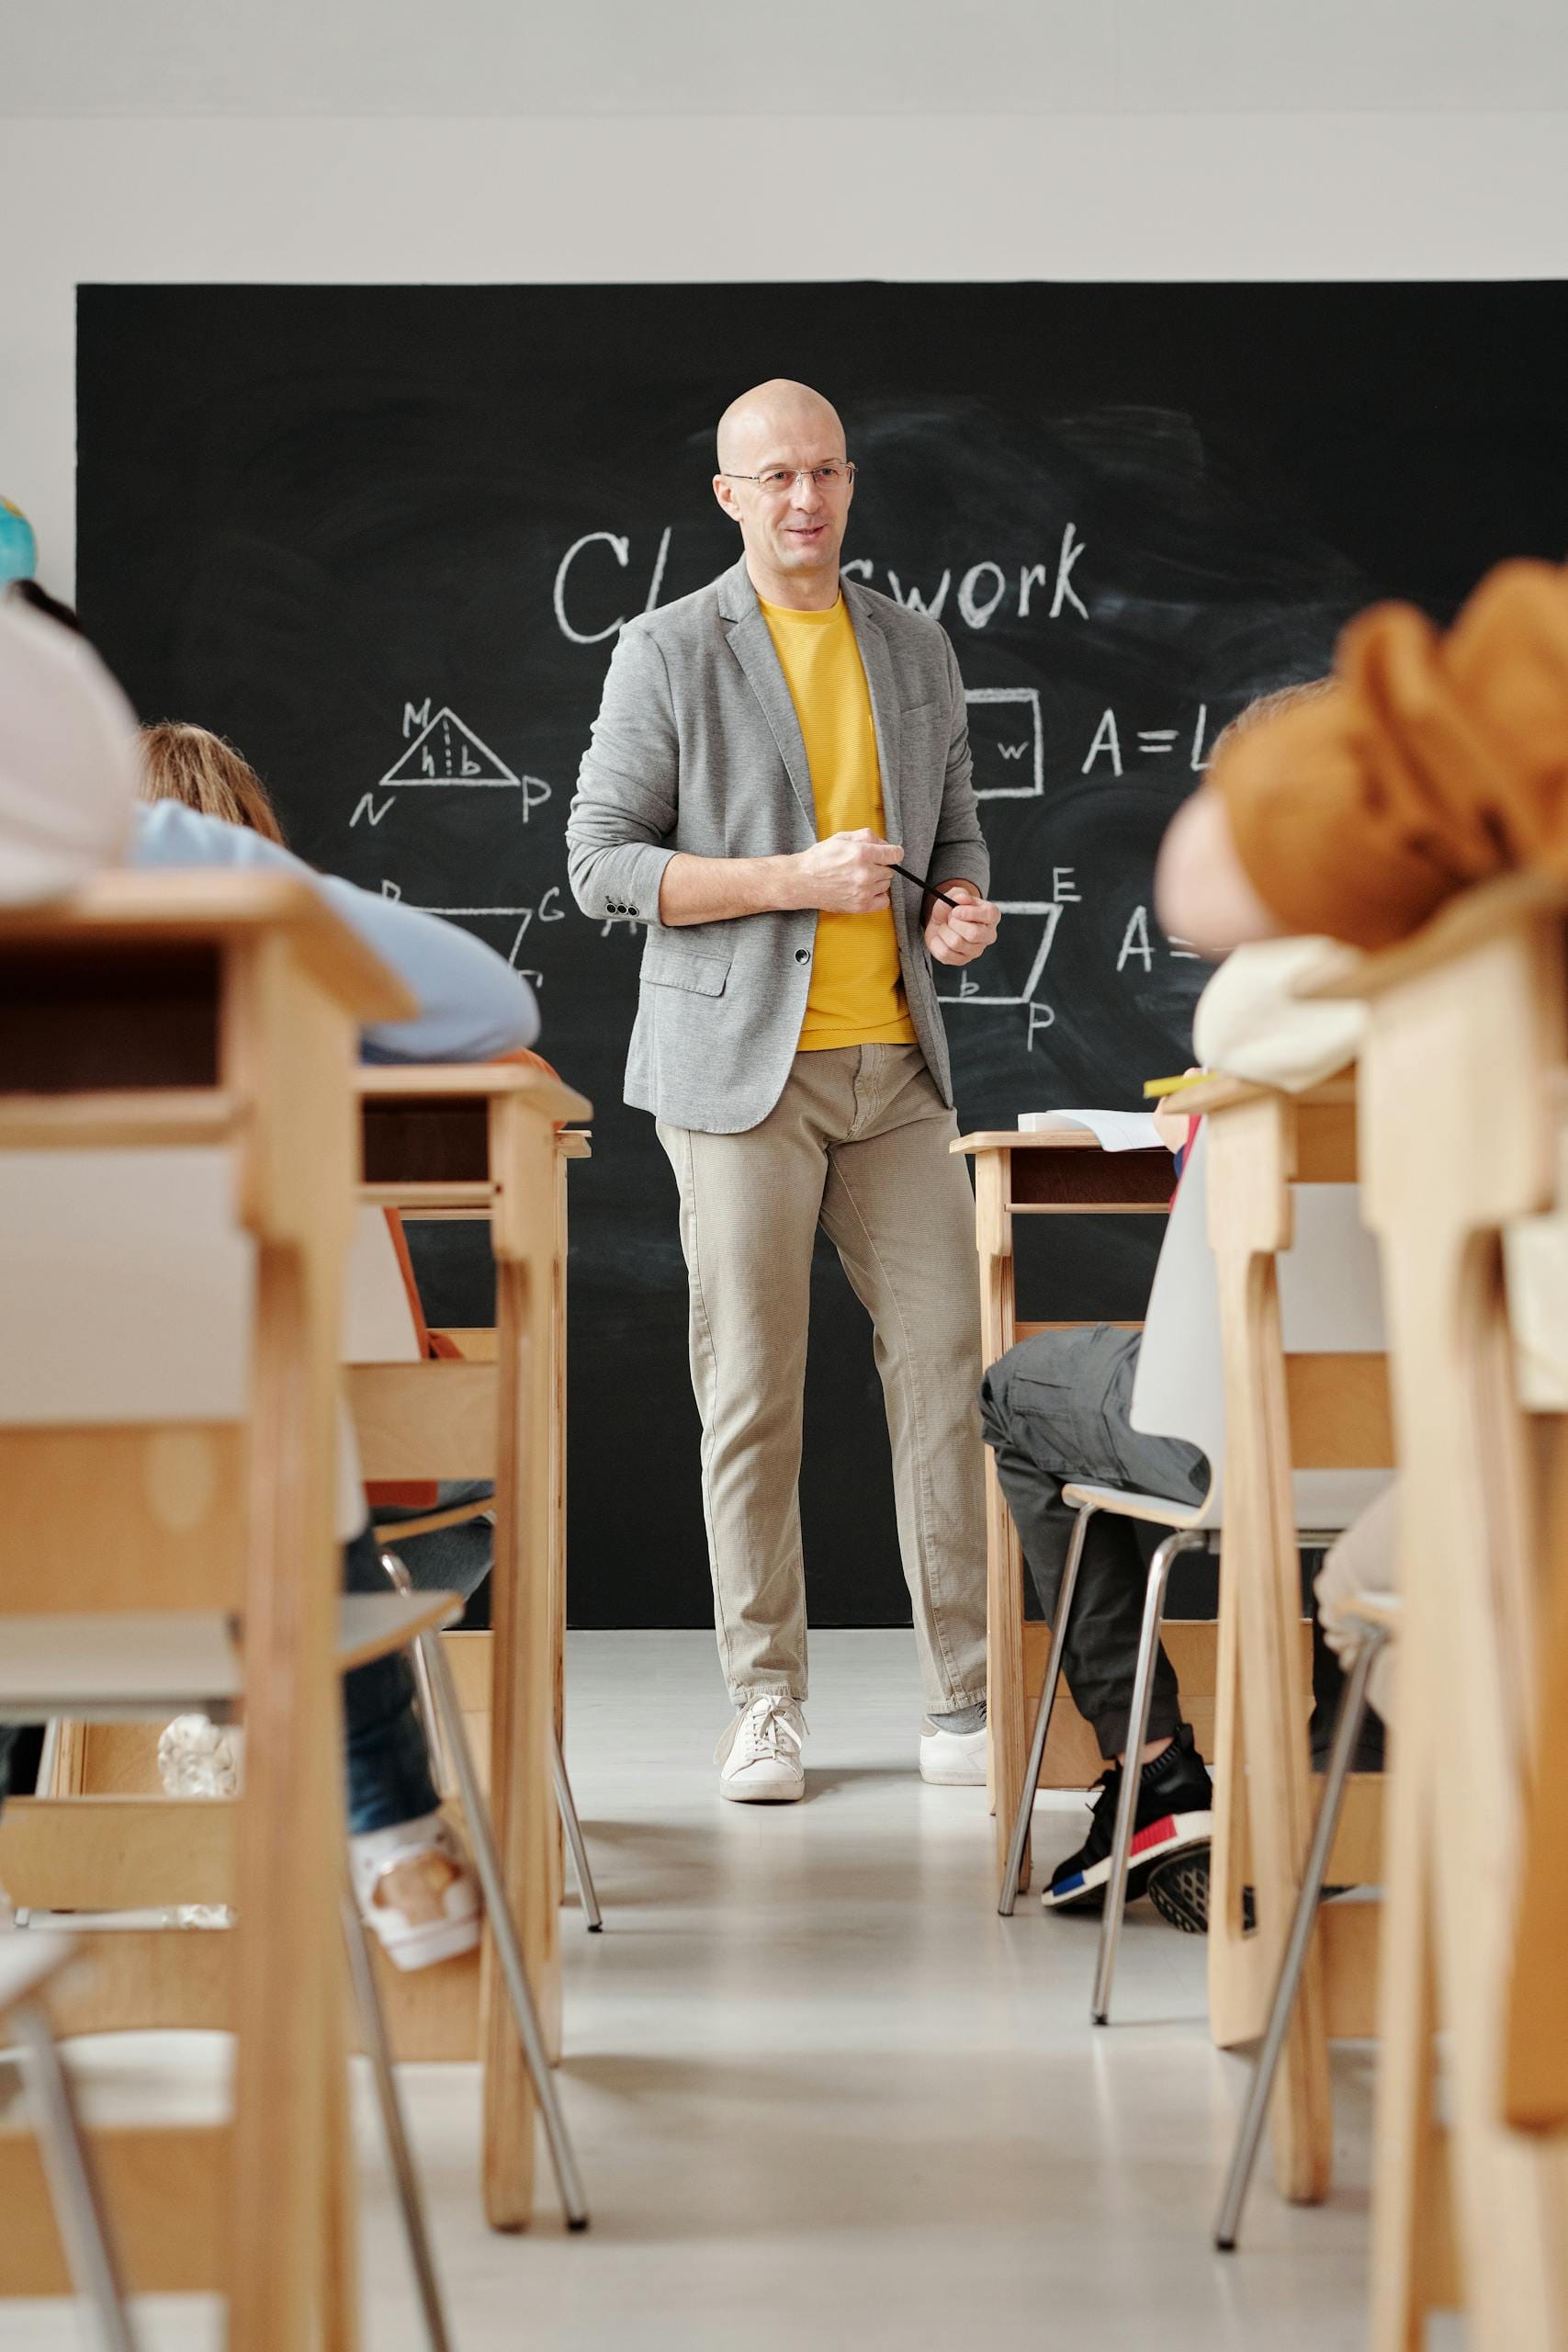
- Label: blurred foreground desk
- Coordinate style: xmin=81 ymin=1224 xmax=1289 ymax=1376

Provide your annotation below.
xmin=953 ymin=1129 xmax=1174 ymax=1890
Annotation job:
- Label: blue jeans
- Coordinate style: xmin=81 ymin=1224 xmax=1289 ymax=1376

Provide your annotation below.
xmin=0 ymin=1494 xmax=496 ymax=1834
xmin=347 ymin=1482 xmax=495 ymax=1834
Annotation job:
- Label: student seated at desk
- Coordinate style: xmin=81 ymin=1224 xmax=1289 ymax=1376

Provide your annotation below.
xmin=134 ymin=719 xmax=523 ymax=1964
xmin=139 ymin=720 xmax=499 ymax=1591
xmin=981 ymin=685 xmax=1352 ymax=1930
xmin=979 ymin=1090 xmax=1214 ymax=1926
xmin=0 ymin=610 xmax=534 ymax=1967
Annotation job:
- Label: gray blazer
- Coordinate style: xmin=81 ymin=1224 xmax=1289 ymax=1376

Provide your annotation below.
xmin=565 ymin=554 xmax=989 ymax=1135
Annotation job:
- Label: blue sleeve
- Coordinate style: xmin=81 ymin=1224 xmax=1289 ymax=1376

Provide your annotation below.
xmin=130 ymin=803 xmax=540 ymax=1063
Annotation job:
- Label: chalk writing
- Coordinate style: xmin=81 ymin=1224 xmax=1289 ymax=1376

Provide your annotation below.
xmin=1082 ymin=708 xmax=1122 ymax=777
xmin=378 ymin=877 xmax=554 ymax=974
xmin=1084 ymin=703 xmax=1212 ymax=780
xmin=380 ymin=707 xmax=522 ymax=790
xmin=1115 ymin=907 xmax=1199 ymax=975
xmin=553 ymin=527 xmax=671 ymax=645
xmin=549 ymin=530 xmax=1091 ymax=641
xmin=886 ymin=569 xmax=951 ymax=621
xmin=938 ymin=901 xmax=1060 ymax=1008
xmin=965 ymin=687 xmax=1043 ymax=798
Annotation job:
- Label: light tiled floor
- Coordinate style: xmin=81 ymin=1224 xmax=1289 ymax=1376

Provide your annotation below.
xmin=3 ymin=1630 xmax=1389 ymax=2350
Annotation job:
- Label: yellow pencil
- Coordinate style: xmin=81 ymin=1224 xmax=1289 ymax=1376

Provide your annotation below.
xmin=1142 ymin=1070 xmax=1212 ymax=1099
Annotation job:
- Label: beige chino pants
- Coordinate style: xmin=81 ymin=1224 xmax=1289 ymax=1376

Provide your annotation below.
xmin=657 ymin=1044 xmax=988 ymax=1713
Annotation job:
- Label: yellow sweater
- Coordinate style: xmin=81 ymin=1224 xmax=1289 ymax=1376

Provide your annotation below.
xmin=760 ymin=594 xmax=918 ymax=1050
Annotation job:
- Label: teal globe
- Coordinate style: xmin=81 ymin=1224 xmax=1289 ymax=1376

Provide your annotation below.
xmin=0 ymin=498 xmax=38 ymax=587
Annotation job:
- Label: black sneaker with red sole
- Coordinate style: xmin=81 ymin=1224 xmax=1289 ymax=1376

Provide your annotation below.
xmin=1043 ymin=1724 xmax=1214 ymax=1918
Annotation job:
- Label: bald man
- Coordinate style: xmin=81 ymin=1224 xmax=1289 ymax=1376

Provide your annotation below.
xmin=567 ymin=380 xmax=1001 ymax=1800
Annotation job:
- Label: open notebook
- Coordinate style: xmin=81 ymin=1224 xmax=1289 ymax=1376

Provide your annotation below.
xmin=1017 ymin=1108 xmax=1162 ymax=1151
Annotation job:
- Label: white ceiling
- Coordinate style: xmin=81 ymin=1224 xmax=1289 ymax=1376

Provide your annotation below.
xmin=5 ymin=0 xmax=1568 ymax=117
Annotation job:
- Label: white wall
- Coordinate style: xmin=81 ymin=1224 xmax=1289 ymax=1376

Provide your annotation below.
xmin=3 ymin=1 xmax=1568 ymax=591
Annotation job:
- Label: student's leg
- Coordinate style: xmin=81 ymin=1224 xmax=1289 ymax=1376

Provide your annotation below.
xmin=341 ymin=1526 xmax=442 ymax=1835
xmin=373 ymin=1481 xmax=495 ymax=1610
xmin=656 ymin=1074 xmax=832 ymax=1708
xmin=979 ymin=1322 xmax=1206 ymax=1756
xmin=342 ymin=1526 xmax=479 ymax=1969
xmin=818 ymin=1046 xmax=987 ymax=1719
xmin=980 ymin=1325 xmax=1216 ymax=1916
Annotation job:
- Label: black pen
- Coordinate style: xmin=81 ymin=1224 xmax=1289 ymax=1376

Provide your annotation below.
xmin=890 ymin=861 xmax=964 ymax=912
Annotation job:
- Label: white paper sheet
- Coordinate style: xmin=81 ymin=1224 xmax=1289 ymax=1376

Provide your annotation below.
xmin=1017 ymin=1107 xmax=1163 ymax=1151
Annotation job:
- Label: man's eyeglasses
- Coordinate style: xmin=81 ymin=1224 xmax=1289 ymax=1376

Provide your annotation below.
xmin=718 ymin=462 xmax=856 ymax=497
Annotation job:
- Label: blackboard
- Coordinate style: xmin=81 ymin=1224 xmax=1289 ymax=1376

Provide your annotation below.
xmin=76 ymin=280 xmax=1568 ymax=1632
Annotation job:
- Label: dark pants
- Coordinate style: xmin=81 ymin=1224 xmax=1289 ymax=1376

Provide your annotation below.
xmin=978 ymin=1325 xmax=1207 ymax=1758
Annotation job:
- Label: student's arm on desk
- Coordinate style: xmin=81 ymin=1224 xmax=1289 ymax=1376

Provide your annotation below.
xmin=130 ymin=801 xmax=538 ymax=1062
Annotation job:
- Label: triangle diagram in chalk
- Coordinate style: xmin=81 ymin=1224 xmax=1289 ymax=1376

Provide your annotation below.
xmin=380 ymin=707 xmax=521 ymax=787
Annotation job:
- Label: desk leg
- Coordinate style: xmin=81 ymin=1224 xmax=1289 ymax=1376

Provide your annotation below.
xmin=231 ymin=962 xmax=356 ymax=2350
xmin=543 ymin=1147 xmax=570 ymax=2064
xmin=1371 ymin=1665 xmax=1448 ymax=2346
xmin=482 ymin=1111 xmax=557 ymax=2230
xmin=976 ymin=1157 xmax=1026 ymax=1890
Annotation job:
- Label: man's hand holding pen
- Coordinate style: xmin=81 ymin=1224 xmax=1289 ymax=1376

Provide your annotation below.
xmin=788 ymin=826 xmax=1000 ymax=967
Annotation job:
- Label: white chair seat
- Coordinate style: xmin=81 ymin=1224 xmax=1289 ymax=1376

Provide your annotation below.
xmin=1061 ymin=1481 xmax=1213 ymax=1530
xmin=0 ymin=1590 xmax=462 ymax=1721
xmin=1062 ymin=1468 xmax=1393 ymax=1541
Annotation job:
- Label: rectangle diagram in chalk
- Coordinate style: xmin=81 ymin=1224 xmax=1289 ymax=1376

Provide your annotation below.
xmin=964 ymin=687 xmax=1043 ymax=800
xmin=937 ymin=901 xmax=1061 ymax=1007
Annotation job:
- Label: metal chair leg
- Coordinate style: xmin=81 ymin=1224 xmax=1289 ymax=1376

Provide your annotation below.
xmin=11 ymin=1999 xmax=140 ymax=2352
xmin=340 ymin=1887 xmax=455 ymax=2351
xmin=1213 ymin=1623 xmax=1389 ymax=2251
xmin=552 ymin=1733 xmax=603 ymax=1933
xmin=379 ymin=1551 xmax=455 ymax=1798
xmin=999 ymin=1502 xmax=1096 ymax=1917
xmin=1091 ymin=1529 xmax=1210 ymax=2027
xmin=419 ymin=1629 xmax=590 ymax=2230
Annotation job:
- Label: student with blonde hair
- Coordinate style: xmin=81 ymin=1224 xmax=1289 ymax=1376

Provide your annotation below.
xmin=139 ymin=721 xmax=288 ymax=843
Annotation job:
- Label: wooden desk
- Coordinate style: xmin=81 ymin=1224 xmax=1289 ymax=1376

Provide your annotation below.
xmin=353 ymin=1062 xmax=590 ymax=2230
xmin=0 ymin=873 xmax=409 ymax=2344
xmin=952 ymin=1130 xmax=1173 ymax=1887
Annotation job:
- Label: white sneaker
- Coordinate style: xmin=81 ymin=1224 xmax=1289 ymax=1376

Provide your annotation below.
xmin=350 ymin=1810 xmax=482 ymax=1971
xmin=919 ymin=1717 xmax=987 ymax=1787
xmin=716 ymin=1696 xmax=807 ymax=1803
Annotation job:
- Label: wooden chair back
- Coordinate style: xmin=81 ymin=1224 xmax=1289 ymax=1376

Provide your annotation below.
xmin=1307 ymin=875 xmax=1568 ymax=2348
xmin=1177 ymin=1069 xmax=1394 ymax=2211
